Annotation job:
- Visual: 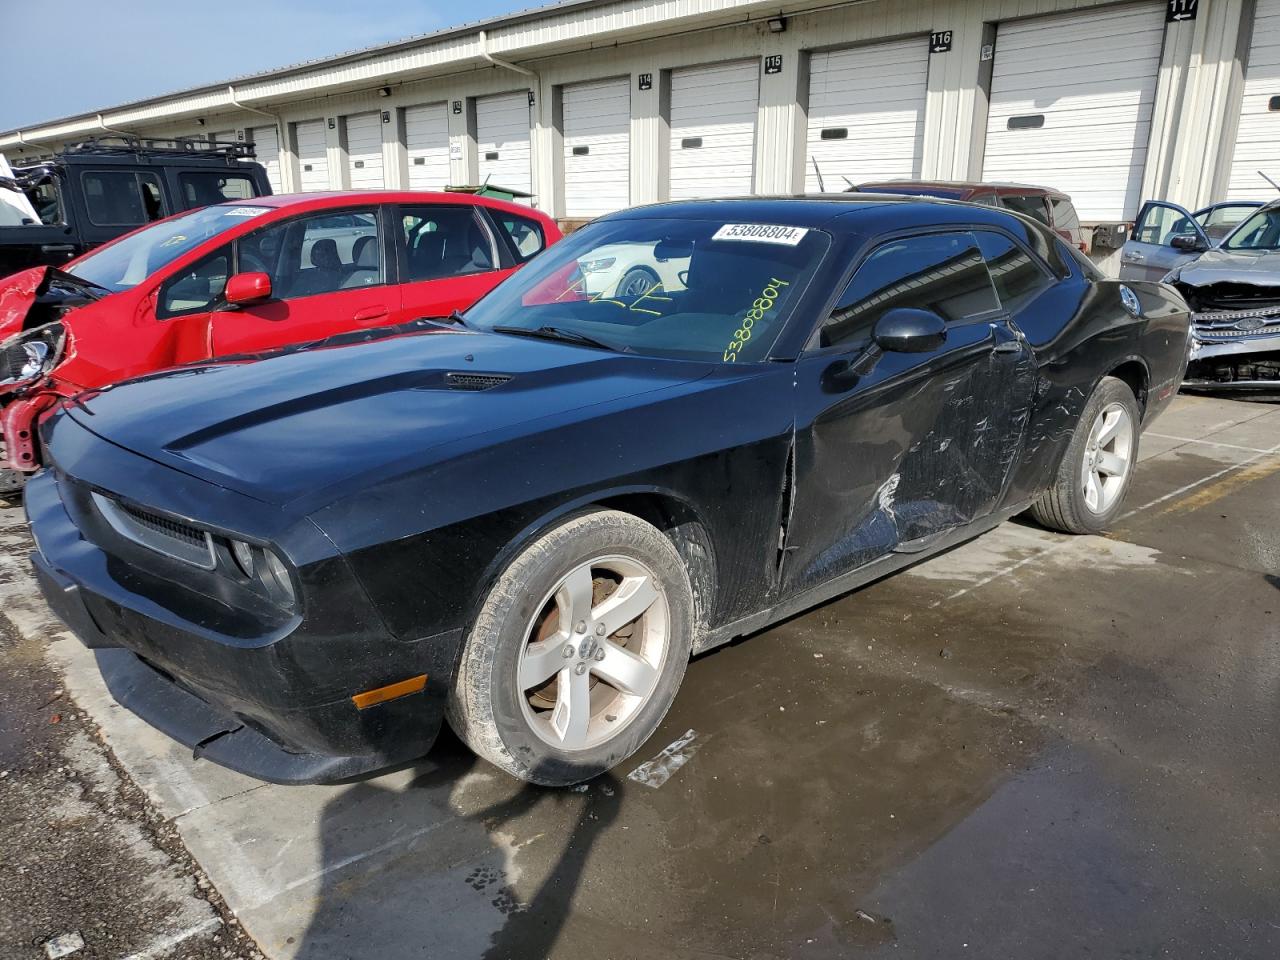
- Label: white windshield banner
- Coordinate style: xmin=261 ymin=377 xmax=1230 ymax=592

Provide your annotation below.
xmin=711 ymin=223 xmax=809 ymax=246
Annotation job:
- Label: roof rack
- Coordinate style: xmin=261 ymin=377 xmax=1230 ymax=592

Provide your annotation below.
xmin=61 ymin=136 xmax=257 ymax=164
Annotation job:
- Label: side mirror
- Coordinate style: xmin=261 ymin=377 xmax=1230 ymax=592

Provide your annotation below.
xmin=1170 ymin=233 xmax=1207 ymax=253
xmin=225 ymin=272 xmax=272 ymax=305
xmin=873 ymin=307 xmax=947 ymax=354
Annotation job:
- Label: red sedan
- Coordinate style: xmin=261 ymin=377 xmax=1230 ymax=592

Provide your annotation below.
xmin=0 ymin=191 xmax=560 ymax=485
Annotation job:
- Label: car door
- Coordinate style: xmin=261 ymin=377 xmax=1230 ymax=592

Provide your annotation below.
xmin=210 ymin=206 xmax=401 ymax=355
xmin=1118 ymin=201 xmax=1211 ymax=282
xmin=395 ymin=204 xmax=515 ymax=320
xmin=782 ymin=229 xmax=1037 ymax=597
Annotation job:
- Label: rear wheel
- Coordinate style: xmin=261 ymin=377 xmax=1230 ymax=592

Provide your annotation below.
xmin=447 ymin=509 xmax=693 ymax=786
xmin=1030 ymin=376 xmax=1140 ymax=534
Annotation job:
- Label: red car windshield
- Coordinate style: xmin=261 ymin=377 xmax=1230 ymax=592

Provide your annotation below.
xmin=66 ymin=204 xmax=272 ymax=293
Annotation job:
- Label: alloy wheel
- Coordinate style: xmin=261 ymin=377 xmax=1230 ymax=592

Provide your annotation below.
xmin=518 ymin=555 xmax=669 ymax=751
xmin=1081 ymin=401 xmax=1134 ymax=514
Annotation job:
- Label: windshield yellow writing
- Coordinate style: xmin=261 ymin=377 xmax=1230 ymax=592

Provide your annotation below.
xmin=723 ymin=277 xmax=790 ymax=362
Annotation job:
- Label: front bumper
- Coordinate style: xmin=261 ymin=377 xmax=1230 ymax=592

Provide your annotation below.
xmin=1185 ymin=327 xmax=1280 ymax=391
xmin=25 ymin=432 xmax=459 ymax=785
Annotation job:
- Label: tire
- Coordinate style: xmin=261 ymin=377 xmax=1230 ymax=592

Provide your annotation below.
xmin=446 ymin=509 xmax=694 ymax=786
xmin=1030 ymin=376 xmax=1141 ymax=534
xmin=0 ymin=440 xmax=26 ymax=499
xmin=615 ymin=266 xmax=660 ymax=299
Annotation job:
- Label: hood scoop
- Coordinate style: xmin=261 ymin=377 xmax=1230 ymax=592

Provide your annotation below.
xmin=443 ymin=371 xmax=513 ymax=391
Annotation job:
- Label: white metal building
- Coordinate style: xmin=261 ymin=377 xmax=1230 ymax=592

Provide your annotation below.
xmin=3 ymin=0 xmax=1276 ymax=237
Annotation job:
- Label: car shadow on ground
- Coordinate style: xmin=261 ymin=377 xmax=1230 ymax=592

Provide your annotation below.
xmin=290 ymin=728 xmax=622 ymax=960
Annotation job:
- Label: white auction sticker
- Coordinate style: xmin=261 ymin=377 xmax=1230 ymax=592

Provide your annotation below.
xmin=225 ymin=206 xmax=269 ymax=217
xmin=711 ymin=223 xmax=809 ymax=246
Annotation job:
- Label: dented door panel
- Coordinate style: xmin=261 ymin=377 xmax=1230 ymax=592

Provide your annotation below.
xmin=784 ymin=319 xmax=1033 ymax=595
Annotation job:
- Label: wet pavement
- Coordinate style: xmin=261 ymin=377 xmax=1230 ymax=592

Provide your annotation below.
xmin=3 ymin=393 xmax=1279 ymax=959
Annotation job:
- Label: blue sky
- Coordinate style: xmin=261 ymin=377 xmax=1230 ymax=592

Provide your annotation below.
xmin=0 ymin=0 xmax=537 ymax=131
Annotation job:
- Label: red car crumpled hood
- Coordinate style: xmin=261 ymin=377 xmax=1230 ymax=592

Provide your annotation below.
xmin=0 ymin=267 xmax=47 ymax=342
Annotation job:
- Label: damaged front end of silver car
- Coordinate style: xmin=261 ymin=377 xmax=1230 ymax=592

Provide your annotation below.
xmin=1179 ymin=286 xmax=1280 ymax=391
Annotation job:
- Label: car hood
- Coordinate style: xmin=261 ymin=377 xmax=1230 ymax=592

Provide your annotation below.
xmin=0 ymin=266 xmax=105 ymax=342
xmin=1174 ymin=248 xmax=1280 ymax=288
xmin=62 ymin=326 xmax=714 ymax=506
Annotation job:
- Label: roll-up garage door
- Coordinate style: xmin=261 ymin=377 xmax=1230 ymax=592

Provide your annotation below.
xmin=805 ymin=38 xmax=929 ymax=191
xmin=982 ymin=3 xmax=1166 ymax=222
xmin=295 ymin=119 xmax=329 ymax=191
xmin=345 ymin=112 xmax=384 ymax=189
xmin=476 ymin=91 xmax=532 ymax=200
xmin=405 ymin=103 xmax=450 ymax=191
xmin=249 ymin=125 xmax=282 ymax=192
xmin=669 ymin=60 xmax=759 ymax=199
xmin=563 ymin=78 xmax=631 ymax=217
xmin=211 ymin=130 xmax=235 ymax=145
xmin=1227 ymin=0 xmax=1280 ymax=200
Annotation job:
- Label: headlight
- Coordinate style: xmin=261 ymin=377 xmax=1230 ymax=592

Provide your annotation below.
xmin=0 ymin=323 xmax=64 ymax=387
xmin=228 ymin=538 xmax=295 ymax=606
xmin=579 ymin=257 xmax=616 ymax=273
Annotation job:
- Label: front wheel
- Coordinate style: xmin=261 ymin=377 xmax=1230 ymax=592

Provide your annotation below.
xmin=615 ymin=266 xmax=660 ymax=299
xmin=1030 ymin=376 xmax=1140 ymax=534
xmin=447 ymin=509 xmax=693 ymax=786
xmin=0 ymin=439 xmax=26 ymax=499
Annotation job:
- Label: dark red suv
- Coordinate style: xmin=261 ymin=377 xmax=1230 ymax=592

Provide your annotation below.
xmin=854 ymin=180 xmax=1086 ymax=251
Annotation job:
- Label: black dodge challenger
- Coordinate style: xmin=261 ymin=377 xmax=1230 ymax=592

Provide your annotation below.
xmin=25 ymin=196 xmax=1190 ymax=786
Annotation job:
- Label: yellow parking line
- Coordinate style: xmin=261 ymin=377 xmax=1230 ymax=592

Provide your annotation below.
xmin=1155 ymin=453 xmax=1280 ymax=517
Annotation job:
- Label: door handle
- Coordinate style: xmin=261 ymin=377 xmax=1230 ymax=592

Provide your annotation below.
xmin=1123 ymin=251 xmax=1145 ymax=263
xmin=40 ymin=243 xmax=76 ymax=254
xmin=353 ymin=306 xmax=389 ymax=323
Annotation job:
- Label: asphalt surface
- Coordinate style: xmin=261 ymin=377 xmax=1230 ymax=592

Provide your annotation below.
xmin=1 ymin=393 xmax=1278 ymax=960
xmin=0 ymin=504 xmax=262 ymax=960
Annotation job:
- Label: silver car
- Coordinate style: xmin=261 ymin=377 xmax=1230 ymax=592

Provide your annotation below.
xmin=1118 ymin=199 xmax=1263 ymax=282
xmin=1136 ymin=200 xmax=1280 ymax=390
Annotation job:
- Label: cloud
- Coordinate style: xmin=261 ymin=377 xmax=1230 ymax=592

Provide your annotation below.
xmin=0 ymin=0 xmax=519 ymax=130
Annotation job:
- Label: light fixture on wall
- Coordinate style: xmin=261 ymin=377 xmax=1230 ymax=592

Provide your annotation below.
xmin=378 ymin=86 xmax=392 ymax=98
xmin=767 ymin=16 xmax=787 ymax=32
xmin=195 ymin=118 xmax=206 ymax=126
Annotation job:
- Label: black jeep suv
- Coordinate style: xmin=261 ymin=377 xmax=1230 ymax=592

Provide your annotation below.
xmin=1 ymin=137 xmax=272 ymax=276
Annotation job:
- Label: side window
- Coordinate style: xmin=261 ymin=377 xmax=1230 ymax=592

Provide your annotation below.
xmin=25 ymin=181 xmax=63 ymax=225
xmin=824 ymin=231 xmax=999 ymax=348
xmin=1133 ymin=204 xmax=1198 ymax=246
xmin=1049 ymin=197 xmax=1081 ymax=234
xmin=974 ymin=231 xmax=1052 ymax=314
xmin=493 ymin=212 xmax=546 ymax=262
xmin=1002 ymin=194 xmax=1051 ymax=226
xmin=1196 ymin=205 xmax=1255 ymax=243
xmin=243 ymin=209 xmax=383 ymax=300
xmin=400 ymin=206 xmax=496 ymax=282
xmin=82 ymin=171 xmax=166 ymax=227
xmin=179 ymin=171 xmax=258 ymax=208
xmin=157 ymin=248 xmax=231 ymax=319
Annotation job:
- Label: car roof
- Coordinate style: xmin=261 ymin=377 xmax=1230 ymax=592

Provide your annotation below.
xmin=602 ymin=193 xmax=1026 ymax=232
xmin=229 ymin=190 xmax=551 ymax=218
xmin=857 ymin=180 xmax=1069 ymax=199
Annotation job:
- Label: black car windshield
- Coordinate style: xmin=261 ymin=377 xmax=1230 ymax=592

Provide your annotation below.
xmin=1223 ymin=207 xmax=1280 ymax=250
xmin=66 ymin=203 xmax=272 ymax=292
xmin=465 ymin=217 xmax=831 ymax=362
